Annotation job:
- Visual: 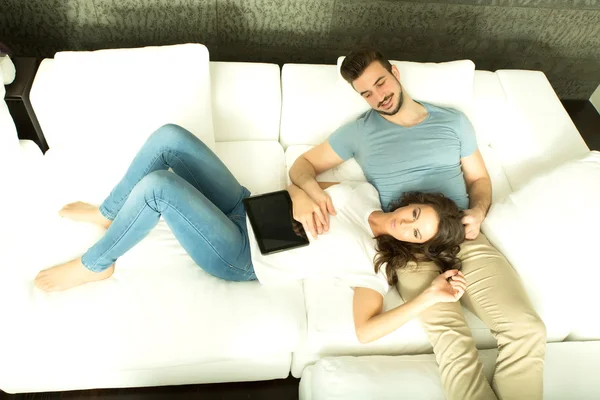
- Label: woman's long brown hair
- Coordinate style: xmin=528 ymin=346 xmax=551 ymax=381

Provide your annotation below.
xmin=374 ymin=192 xmax=466 ymax=286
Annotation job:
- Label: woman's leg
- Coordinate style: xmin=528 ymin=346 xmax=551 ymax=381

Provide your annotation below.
xmin=35 ymin=170 xmax=253 ymax=292
xmin=60 ymin=123 xmax=245 ymax=226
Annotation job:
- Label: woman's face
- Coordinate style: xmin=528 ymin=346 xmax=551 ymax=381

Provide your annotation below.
xmin=387 ymin=204 xmax=439 ymax=244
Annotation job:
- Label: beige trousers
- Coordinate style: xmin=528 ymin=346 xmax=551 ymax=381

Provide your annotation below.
xmin=396 ymin=233 xmax=546 ymax=400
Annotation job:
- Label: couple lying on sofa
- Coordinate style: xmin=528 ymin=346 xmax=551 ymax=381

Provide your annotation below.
xmin=34 ymin=47 xmax=545 ymax=400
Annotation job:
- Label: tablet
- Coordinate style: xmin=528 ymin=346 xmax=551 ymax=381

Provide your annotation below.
xmin=243 ymin=190 xmax=310 ymax=255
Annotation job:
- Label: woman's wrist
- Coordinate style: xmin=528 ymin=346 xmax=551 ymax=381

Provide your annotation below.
xmin=419 ymin=288 xmax=438 ymax=309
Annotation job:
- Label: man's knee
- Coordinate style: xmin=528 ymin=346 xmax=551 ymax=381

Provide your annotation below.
xmin=528 ymin=315 xmax=547 ymax=342
xmin=502 ymin=312 xmax=547 ymax=346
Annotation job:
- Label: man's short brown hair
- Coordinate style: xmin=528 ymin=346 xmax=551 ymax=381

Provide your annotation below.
xmin=340 ymin=47 xmax=393 ymax=84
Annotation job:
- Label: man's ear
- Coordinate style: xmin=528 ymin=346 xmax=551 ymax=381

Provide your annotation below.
xmin=391 ymin=65 xmax=400 ymax=81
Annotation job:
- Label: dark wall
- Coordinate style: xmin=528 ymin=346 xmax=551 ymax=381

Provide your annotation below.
xmin=1 ymin=0 xmax=598 ymax=99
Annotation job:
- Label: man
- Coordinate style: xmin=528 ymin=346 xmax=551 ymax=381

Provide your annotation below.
xmin=289 ymin=47 xmax=546 ymax=400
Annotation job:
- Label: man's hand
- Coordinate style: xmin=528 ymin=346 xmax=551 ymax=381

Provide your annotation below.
xmin=423 ymin=270 xmax=467 ymax=306
xmin=462 ymin=207 xmax=485 ymax=240
xmin=291 ymin=187 xmax=336 ymax=239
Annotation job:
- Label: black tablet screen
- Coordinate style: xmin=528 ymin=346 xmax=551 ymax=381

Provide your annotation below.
xmin=243 ymin=191 xmax=309 ymax=255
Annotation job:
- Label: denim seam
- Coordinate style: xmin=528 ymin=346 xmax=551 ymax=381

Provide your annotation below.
xmin=156 ymin=197 xmax=251 ymax=273
xmin=105 ymin=150 xmax=169 ymax=216
xmin=166 ymin=149 xmax=203 ymax=191
xmin=85 ymin=202 xmax=148 ymax=271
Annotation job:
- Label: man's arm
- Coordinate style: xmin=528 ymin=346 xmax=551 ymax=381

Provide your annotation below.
xmin=289 ymin=141 xmax=345 ymax=236
xmin=460 ymin=149 xmax=492 ymax=239
xmin=289 ymin=141 xmax=344 ymax=192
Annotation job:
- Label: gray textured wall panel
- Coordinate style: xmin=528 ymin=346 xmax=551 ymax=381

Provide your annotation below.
xmin=0 ymin=0 xmax=598 ymax=98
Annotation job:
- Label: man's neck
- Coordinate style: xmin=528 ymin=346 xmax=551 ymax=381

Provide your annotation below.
xmin=380 ymin=96 xmax=428 ymax=127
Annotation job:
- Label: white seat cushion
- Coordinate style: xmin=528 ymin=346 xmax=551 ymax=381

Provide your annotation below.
xmin=0 ymin=141 xmax=300 ymax=386
xmin=299 ymin=341 xmax=600 ymax=400
xmin=483 ymin=150 xmax=600 ymax=341
xmin=0 ymin=219 xmax=305 ymax=374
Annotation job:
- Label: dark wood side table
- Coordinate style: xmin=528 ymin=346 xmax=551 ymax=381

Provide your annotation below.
xmin=4 ymin=57 xmax=49 ymax=153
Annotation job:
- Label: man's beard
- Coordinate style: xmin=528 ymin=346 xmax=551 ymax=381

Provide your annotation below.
xmin=377 ymin=85 xmax=404 ymax=116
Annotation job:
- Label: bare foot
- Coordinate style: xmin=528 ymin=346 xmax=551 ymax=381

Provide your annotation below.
xmin=59 ymin=202 xmax=112 ymax=229
xmin=35 ymin=258 xmax=115 ymax=292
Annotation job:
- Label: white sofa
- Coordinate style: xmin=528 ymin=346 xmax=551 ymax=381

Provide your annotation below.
xmin=1 ymin=43 xmax=598 ymax=397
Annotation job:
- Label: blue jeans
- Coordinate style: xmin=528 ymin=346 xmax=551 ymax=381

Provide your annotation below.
xmin=81 ymin=124 xmax=256 ymax=281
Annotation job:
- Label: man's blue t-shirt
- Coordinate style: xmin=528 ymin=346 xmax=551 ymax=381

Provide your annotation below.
xmin=328 ymin=102 xmax=477 ymax=211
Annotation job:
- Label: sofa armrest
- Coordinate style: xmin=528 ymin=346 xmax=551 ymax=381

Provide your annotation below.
xmin=492 ymin=70 xmax=589 ymax=190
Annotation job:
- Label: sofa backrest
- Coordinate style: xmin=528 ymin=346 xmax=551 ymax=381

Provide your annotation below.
xmin=30 ymin=44 xmax=215 ymax=156
xmin=210 ymin=62 xmax=281 ymax=142
xmin=489 ymin=70 xmax=589 ymax=191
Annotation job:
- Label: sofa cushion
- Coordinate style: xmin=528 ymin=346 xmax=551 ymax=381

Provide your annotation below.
xmin=335 ymin=58 xmax=475 ymax=127
xmin=491 ymin=70 xmax=589 ymax=190
xmin=299 ymin=342 xmax=600 ymax=400
xmin=215 ymin=141 xmax=286 ymax=194
xmin=0 ymin=140 xmax=302 ymax=382
xmin=482 ymin=151 xmax=600 ymax=341
xmin=30 ymin=44 xmax=215 ymax=156
xmin=0 ymin=216 xmax=305 ymax=372
xmin=210 ymin=62 xmax=281 ymax=142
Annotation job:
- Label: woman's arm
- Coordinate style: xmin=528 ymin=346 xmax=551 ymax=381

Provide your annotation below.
xmin=353 ymin=270 xmax=467 ymax=344
xmin=353 ymin=288 xmax=433 ymax=344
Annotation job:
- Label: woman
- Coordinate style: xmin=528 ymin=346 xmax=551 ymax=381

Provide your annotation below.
xmin=35 ymin=124 xmax=467 ymax=341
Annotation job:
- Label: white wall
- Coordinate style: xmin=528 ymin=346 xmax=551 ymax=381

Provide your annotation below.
xmin=591 ymin=84 xmax=600 ymax=114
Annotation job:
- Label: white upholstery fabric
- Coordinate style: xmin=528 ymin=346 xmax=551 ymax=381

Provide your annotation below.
xmin=0 ymin=353 xmax=291 ymax=394
xmin=215 ymin=141 xmax=286 ymax=194
xmin=1 ymin=203 xmax=304 ymax=392
xmin=280 ymin=65 xmax=342 ymax=148
xmin=0 ymin=55 xmax=16 ymax=85
xmin=299 ymin=341 xmax=600 ymax=400
xmin=483 ymin=151 xmax=600 ymax=341
xmin=491 ymin=70 xmax=589 ymax=190
xmin=211 ymin=62 xmax=281 ymax=142
xmin=30 ymin=44 xmax=215 ymax=155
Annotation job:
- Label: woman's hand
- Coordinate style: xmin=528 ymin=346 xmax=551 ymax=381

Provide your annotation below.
xmin=423 ymin=270 xmax=467 ymax=306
